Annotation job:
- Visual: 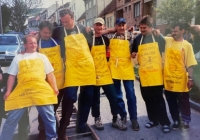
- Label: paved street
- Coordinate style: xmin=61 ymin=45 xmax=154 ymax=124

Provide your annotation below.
xmin=1 ymin=67 xmax=200 ymax=140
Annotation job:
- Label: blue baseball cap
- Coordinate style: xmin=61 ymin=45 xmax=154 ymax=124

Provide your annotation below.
xmin=116 ymin=18 xmax=126 ymax=24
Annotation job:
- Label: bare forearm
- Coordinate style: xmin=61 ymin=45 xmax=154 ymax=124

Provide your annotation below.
xmin=7 ymin=75 xmax=16 ymax=93
xmin=47 ymin=72 xmax=58 ymax=92
xmin=102 ymin=28 xmax=116 ymax=35
xmin=187 ymin=66 xmax=194 ymax=79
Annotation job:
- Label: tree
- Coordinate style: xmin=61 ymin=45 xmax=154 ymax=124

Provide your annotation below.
xmin=156 ymin=0 xmax=199 ymax=24
xmin=1 ymin=4 xmax=12 ymax=32
xmin=1 ymin=0 xmax=42 ymax=32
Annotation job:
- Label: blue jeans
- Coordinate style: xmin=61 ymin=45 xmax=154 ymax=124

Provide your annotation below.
xmin=0 ymin=105 xmax=57 ymax=140
xmin=113 ymin=79 xmax=137 ymax=121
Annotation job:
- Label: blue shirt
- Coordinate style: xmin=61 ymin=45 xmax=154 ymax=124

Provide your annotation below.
xmin=39 ymin=39 xmax=60 ymax=48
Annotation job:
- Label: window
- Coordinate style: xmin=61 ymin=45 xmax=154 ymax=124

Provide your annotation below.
xmin=134 ymin=2 xmax=140 ymax=17
xmin=86 ymin=3 xmax=88 ymax=10
xmin=93 ymin=0 xmax=96 ymax=5
xmin=125 ymin=7 xmax=127 ymax=12
xmin=125 ymin=0 xmax=131 ymax=3
xmin=89 ymin=1 xmax=91 ymax=9
xmin=129 ymin=5 xmax=131 ymax=11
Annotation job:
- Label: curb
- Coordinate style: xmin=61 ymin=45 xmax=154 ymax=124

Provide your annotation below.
xmin=135 ymin=75 xmax=200 ymax=112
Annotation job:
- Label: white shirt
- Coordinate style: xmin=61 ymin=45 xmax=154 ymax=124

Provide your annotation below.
xmin=8 ymin=52 xmax=54 ymax=76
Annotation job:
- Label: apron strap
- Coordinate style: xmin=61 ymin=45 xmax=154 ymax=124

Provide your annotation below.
xmin=63 ymin=24 xmax=80 ymax=36
xmin=140 ymin=33 xmax=155 ymax=45
xmin=112 ymin=33 xmax=116 ymax=39
xmin=38 ymin=38 xmax=58 ymax=48
xmin=92 ymin=31 xmax=105 ymax=46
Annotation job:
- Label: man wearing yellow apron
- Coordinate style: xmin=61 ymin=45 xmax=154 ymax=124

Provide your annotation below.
xmin=0 ymin=35 xmax=58 ymax=140
xmin=164 ymin=23 xmax=197 ymax=130
xmin=109 ymin=18 xmax=139 ymax=131
xmin=131 ymin=16 xmax=171 ymax=133
xmin=90 ymin=17 xmax=127 ymax=131
xmin=36 ymin=21 xmax=65 ymax=140
xmin=52 ymin=8 xmax=95 ymax=138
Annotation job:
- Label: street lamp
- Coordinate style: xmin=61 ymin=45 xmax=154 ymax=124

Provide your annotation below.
xmin=0 ymin=0 xmax=3 ymax=34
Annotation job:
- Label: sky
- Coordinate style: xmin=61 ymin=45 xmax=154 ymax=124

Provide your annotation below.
xmin=42 ymin=0 xmax=71 ymax=8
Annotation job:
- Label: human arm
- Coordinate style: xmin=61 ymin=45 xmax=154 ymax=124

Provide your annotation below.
xmin=102 ymin=28 xmax=116 ymax=35
xmin=46 ymin=72 xmax=59 ymax=95
xmin=187 ymin=66 xmax=194 ymax=89
xmin=4 ymin=75 xmax=16 ymax=100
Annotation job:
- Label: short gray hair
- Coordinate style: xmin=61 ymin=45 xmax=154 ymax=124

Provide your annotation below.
xmin=59 ymin=8 xmax=74 ymax=18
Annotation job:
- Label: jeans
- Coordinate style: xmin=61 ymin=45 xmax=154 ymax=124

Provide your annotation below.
xmin=59 ymin=86 xmax=78 ymax=130
xmin=113 ymin=79 xmax=137 ymax=121
xmin=76 ymin=85 xmax=94 ymax=131
xmin=0 ymin=105 xmax=57 ymax=140
xmin=92 ymin=84 xmax=118 ymax=117
xmin=38 ymin=88 xmax=64 ymax=131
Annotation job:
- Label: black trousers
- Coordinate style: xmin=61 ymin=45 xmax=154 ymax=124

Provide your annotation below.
xmin=164 ymin=90 xmax=191 ymax=123
xmin=140 ymin=85 xmax=170 ymax=126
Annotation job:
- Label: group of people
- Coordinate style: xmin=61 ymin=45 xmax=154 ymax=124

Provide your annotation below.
xmin=0 ymin=8 xmax=198 ymax=140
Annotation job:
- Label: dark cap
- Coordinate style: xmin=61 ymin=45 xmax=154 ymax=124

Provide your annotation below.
xmin=116 ymin=18 xmax=126 ymax=24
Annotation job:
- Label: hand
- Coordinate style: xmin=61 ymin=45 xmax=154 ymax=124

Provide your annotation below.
xmin=187 ymin=80 xmax=193 ymax=89
xmin=54 ymin=90 xmax=59 ymax=95
xmin=0 ymin=73 xmax=2 ymax=84
xmin=4 ymin=92 xmax=11 ymax=100
xmin=152 ymin=29 xmax=160 ymax=36
xmin=131 ymin=52 xmax=137 ymax=59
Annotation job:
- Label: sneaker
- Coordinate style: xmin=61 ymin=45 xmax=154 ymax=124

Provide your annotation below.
xmin=181 ymin=121 xmax=189 ymax=130
xmin=145 ymin=121 xmax=159 ymax=128
xmin=121 ymin=117 xmax=127 ymax=124
xmin=112 ymin=118 xmax=127 ymax=131
xmin=172 ymin=121 xmax=179 ymax=130
xmin=94 ymin=117 xmax=104 ymax=130
xmin=162 ymin=125 xmax=171 ymax=133
xmin=132 ymin=120 xmax=140 ymax=131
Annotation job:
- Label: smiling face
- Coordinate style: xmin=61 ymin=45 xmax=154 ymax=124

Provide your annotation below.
xmin=60 ymin=14 xmax=74 ymax=29
xmin=115 ymin=23 xmax=126 ymax=34
xmin=171 ymin=26 xmax=184 ymax=41
xmin=93 ymin=23 xmax=104 ymax=36
xmin=139 ymin=24 xmax=152 ymax=36
xmin=24 ymin=36 xmax=38 ymax=53
xmin=40 ymin=27 xmax=52 ymax=40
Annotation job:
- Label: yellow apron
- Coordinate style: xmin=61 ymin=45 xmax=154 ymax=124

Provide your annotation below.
xmin=91 ymin=35 xmax=113 ymax=85
xmin=138 ymin=35 xmax=163 ymax=86
xmin=164 ymin=41 xmax=188 ymax=92
xmin=109 ymin=32 xmax=135 ymax=80
xmin=5 ymin=57 xmax=57 ymax=111
xmin=63 ymin=26 xmax=96 ymax=87
xmin=38 ymin=38 xmax=64 ymax=89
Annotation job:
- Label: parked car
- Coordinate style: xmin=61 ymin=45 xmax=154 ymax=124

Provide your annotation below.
xmin=6 ymin=31 xmax=25 ymax=40
xmin=0 ymin=34 xmax=24 ymax=64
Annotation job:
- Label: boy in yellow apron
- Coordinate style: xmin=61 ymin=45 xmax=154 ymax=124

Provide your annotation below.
xmin=52 ymin=8 xmax=95 ymax=138
xmin=90 ymin=17 xmax=127 ymax=131
xmin=0 ymin=35 xmax=58 ymax=140
xmin=131 ymin=16 xmax=171 ymax=133
xmin=164 ymin=23 xmax=197 ymax=130
xmin=109 ymin=18 xmax=139 ymax=131
xmin=36 ymin=21 xmax=65 ymax=140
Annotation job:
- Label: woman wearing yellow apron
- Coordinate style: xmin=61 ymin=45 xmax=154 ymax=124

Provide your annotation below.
xmin=52 ymin=8 xmax=95 ymax=136
xmin=131 ymin=16 xmax=171 ymax=133
xmin=0 ymin=35 xmax=58 ymax=140
xmin=109 ymin=18 xmax=139 ymax=131
xmin=90 ymin=17 xmax=127 ymax=131
xmin=164 ymin=23 xmax=197 ymax=130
